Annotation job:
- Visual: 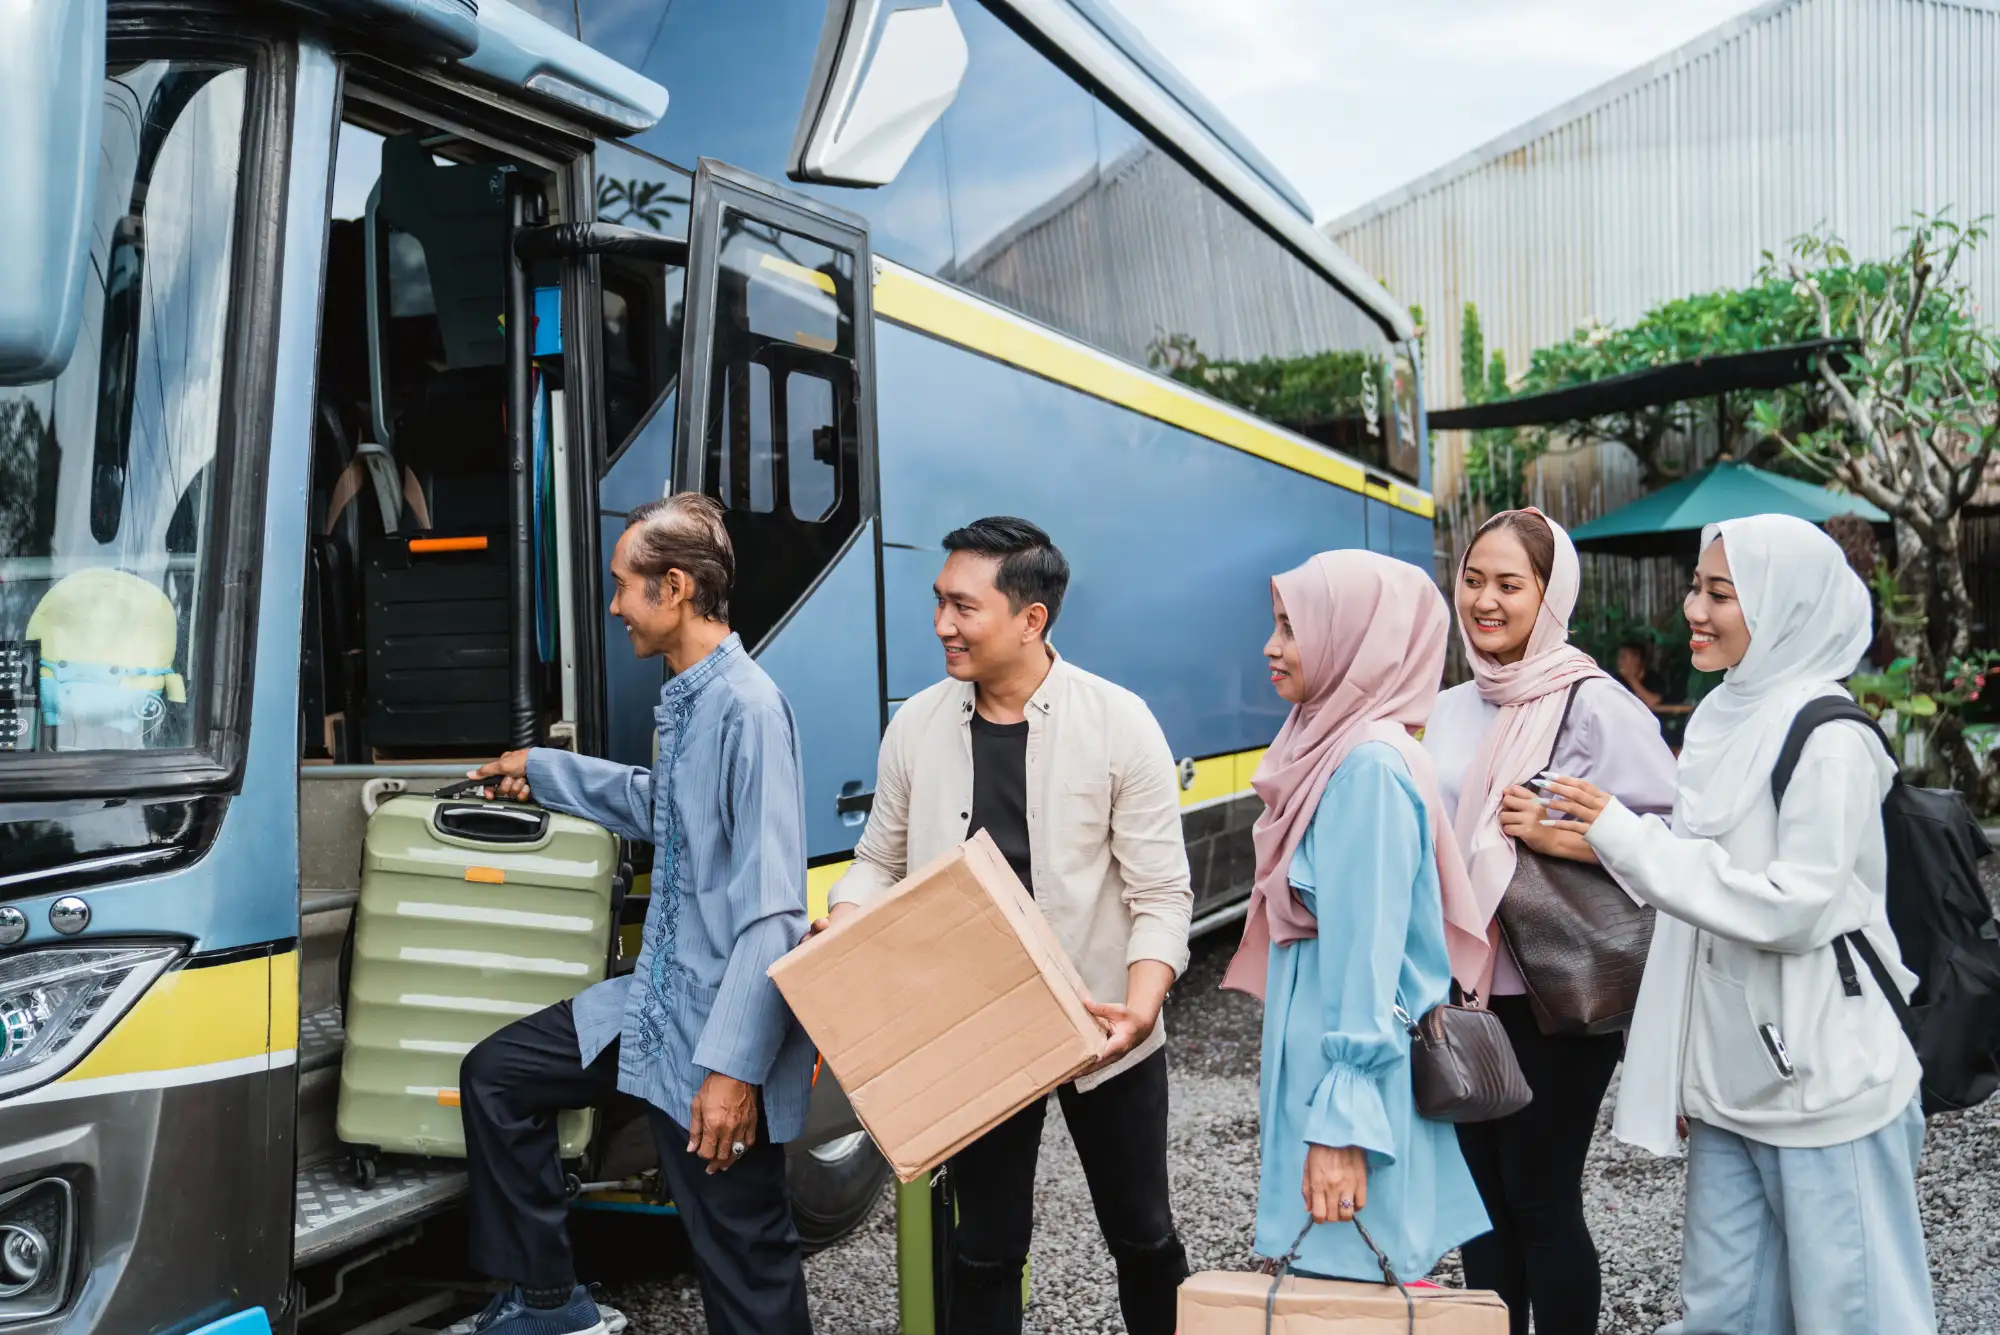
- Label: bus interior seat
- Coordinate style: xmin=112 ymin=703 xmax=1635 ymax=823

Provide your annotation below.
xmin=305 ymin=131 xmax=535 ymax=760
xmin=375 ymin=133 xmax=508 ymax=377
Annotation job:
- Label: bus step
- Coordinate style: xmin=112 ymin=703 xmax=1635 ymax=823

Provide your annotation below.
xmin=301 ymin=1008 xmax=347 ymax=1074
xmin=294 ymin=1155 xmax=466 ymax=1269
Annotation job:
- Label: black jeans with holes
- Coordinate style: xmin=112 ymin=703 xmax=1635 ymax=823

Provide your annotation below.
xmin=942 ymin=1047 xmax=1187 ymax=1335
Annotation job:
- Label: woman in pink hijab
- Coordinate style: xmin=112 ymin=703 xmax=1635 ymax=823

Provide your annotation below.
xmin=1420 ymin=509 xmax=1677 ymax=1335
xmin=1224 ymin=550 xmax=1489 ymax=1284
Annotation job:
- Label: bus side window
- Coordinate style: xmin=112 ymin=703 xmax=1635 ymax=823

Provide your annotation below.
xmin=595 ymin=143 xmax=690 ymax=479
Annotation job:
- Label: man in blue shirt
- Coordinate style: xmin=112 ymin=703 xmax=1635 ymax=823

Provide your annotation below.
xmin=458 ymin=493 xmax=815 ymax=1335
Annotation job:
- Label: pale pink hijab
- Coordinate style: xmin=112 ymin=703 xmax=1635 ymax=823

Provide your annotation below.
xmin=1450 ymin=509 xmax=1607 ymax=991
xmin=1222 ymin=550 xmax=1482 ymax=999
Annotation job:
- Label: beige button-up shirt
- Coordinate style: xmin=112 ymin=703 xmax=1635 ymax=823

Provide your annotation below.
xmin=828 ymin=653 xmax=1194 ymax=1090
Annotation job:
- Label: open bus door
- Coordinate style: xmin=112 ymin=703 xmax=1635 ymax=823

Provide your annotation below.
xmin=673 ymin=159 xmax=892 ymax=1246
xmin=567 ymin=159 xmax=893 ymax=1252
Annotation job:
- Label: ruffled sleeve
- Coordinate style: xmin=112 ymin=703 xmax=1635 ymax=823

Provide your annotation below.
xmin=1298 ymin=744 xmax=1424 ymax=1166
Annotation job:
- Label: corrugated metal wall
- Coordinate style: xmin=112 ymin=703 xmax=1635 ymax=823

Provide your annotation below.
xmin=1328 ymin=0 xmax=2000 ymax=505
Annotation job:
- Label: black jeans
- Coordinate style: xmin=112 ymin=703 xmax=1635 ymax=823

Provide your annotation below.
xmin=458 ymin=1001 xmax=812 ymax=1335
xmin=943 ymin=1048 xmax=1188 ymax=1335
xmin=1455 ymin=994 xmax=1622 ymax=1335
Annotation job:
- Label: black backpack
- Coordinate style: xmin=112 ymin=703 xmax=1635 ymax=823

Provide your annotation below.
xmin=1771 ymin=696 xmax=2000 ymax=1115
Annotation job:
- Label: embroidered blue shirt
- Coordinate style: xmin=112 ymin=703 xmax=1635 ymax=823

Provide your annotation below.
xmin=524 ymin=634 xmax=816 ymax=1141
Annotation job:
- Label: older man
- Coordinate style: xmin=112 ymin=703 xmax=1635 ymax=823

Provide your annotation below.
xmin=459 ymin=493 xmax=814 ymax=1335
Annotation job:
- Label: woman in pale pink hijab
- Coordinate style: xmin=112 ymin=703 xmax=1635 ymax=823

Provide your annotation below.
xmin=1224 ymin=549 xmax=1489 ymax=1284
xmin=1420 ymin=509 xmax=1676 ymax=1335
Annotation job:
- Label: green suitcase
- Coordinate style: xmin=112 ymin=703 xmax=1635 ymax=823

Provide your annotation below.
xmin=337 ymin=785 xmax=618 ymax=1159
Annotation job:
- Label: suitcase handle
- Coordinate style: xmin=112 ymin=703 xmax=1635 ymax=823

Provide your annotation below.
xmin=433 ymin=776 xmax=506 ymax=801
xmin=433 ymin=802 xmax=550 ymax=845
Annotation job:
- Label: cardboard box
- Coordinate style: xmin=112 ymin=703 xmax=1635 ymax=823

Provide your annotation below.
xmin=768 ymin=832 xmax=1107 ymax=1182
xmin=1178 ymin=1271 xmax=1508 ymax=1333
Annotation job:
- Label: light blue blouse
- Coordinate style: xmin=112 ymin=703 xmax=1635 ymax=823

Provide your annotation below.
xmin=1254 ymin=741 xmax=1491 ymax=1281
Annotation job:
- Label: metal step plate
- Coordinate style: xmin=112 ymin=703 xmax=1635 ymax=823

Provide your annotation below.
xmin=301 ymin=1008 xmax=347 ymax=1074
xmin=295 ymin=1156 xmax=466 ymax=1268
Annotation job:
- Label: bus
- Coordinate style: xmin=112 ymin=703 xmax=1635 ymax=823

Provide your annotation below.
xmin=0 ymin=0 xmax=1434 ymax=1330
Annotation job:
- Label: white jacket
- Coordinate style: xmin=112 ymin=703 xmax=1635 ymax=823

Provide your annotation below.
xmin=1587 ymin=718 xmax=1920 ymax=1150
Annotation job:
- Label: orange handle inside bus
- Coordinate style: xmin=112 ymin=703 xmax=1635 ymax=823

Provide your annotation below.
xmin=408 ymin=535 xmax=489 ymax=554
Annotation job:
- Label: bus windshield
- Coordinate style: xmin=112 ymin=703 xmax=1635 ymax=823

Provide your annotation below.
xmin=0 ymin=57 xmax=247 ymax=757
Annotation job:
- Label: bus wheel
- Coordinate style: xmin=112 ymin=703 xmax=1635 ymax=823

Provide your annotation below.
xmin=787 ymin=1131 xmax=890 ymax=1252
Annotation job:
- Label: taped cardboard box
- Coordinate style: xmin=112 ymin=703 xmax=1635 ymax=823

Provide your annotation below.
xmin=768 ymin=831 xmax=1106 ymax=1182
xmin=1177 ymin=1271 xmax=1508 ymax=1333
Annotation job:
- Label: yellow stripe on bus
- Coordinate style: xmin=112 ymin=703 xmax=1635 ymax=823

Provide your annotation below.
xmin=871 ymin=263 xmax=1435 ymax=521
xmin=61 ymin=953 xmax=288 ymax=1084
xmin=270 ymin=947 xmax=300 ymax=1052
xmin=1177 ymin=747 xmax=1267 ymax=809
xmin=760 ymin=253 xmax=837 ymax=295
xmin=807 ymin=862 xmax=848 ymax=923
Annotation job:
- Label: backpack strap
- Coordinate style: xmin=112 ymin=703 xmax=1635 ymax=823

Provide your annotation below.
xmin=1770 ymin=695 xmax=1892 ymax=810
xmin=1771 ymin=700 xmax=1912 ymax=1027
xmin=1830 ymin=934 xmax=1864 ymax=997
xmin=1842 ymin=930 xmax=1917 ymax=1039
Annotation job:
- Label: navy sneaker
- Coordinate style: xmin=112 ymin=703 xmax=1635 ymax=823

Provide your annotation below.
xmin=443 ymin=1285 xmax=607 ymax=1335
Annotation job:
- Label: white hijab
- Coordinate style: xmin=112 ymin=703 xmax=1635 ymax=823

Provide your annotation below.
xmin=1614 ymin=513 xmax=1875 ymax=1157
xmin=1673 ymin=514 xmax=1876 ymax=836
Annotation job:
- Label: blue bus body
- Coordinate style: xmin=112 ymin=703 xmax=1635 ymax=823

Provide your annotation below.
xmin=0 ymin=0 xmax=1433 ymax=1329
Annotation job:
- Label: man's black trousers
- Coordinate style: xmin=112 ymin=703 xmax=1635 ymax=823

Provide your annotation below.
xmin=943 ymin=1048 xmax=1187 ymax=1335
xmin=458 ymin=1001 xmax=812 ymax=1335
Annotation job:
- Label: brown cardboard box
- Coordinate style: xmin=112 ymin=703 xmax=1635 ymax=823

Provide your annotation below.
xmin=1178 ymin=1272 xmax=1508 ymax=1333
xmin=768 ymin=832 xmax=1107 ymax=1182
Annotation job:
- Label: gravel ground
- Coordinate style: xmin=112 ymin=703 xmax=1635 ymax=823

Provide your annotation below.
xmin=608 ymin=860 xmax=2000 ymax=1333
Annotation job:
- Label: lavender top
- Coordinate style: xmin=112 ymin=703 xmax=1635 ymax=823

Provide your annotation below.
xmin=1423 ymin=676 xmax=1680 ymax=995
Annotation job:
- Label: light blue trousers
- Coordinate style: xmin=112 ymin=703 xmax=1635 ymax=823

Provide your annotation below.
xmin=1663 ymin=1098 xmax=1936 ymax=1335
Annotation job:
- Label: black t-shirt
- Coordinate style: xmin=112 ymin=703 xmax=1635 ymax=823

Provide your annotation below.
xmin=968 ymin=712 xmax=1033 ymax=892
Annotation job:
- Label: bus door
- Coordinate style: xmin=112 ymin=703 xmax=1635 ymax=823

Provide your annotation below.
xmin=674 ymin=160 xmax=886 ymax=880
xmin=568 ymin=160 xmax=889 ymax=1246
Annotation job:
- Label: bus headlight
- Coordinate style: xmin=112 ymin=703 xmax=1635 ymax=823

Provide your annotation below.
xmin=0 ymin=946 xmax=179 ymax=1097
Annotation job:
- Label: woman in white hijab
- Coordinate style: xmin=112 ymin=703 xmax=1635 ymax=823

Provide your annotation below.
xmin=1540 ymin=514 xmax=1935 ymax=1335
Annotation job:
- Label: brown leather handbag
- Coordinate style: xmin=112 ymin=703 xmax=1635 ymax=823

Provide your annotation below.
xmin=1400 ymin=993 xmax=1533 ymax=1123
xmin=1497 ymin=682 xmax=1657 ymax=1037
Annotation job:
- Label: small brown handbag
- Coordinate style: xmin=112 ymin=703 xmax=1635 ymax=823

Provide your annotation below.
xmin=1496 ymin=683 xmax=1657 ymax=1037
xmin=1400 ymin=992 xmax=1533 ymax=1123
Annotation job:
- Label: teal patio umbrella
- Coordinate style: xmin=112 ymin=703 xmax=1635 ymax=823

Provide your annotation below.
xmin=1569 ymin=460 xmax=1889 ymax=557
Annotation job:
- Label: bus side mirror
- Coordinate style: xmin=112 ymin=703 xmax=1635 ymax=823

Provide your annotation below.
xmin=0 ymin=0 xmax=104 ymax=385
xmin=788 ymin=0 xmax=968 ymax=188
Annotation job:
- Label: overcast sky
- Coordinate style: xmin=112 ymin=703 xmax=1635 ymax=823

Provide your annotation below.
xmin=1107 ymin=0 xmax=1768 ymax=224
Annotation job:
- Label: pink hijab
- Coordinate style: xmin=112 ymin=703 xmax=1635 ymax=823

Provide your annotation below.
xmin=1222 ymin=550 xmax=1481 ymax=999
xmin=1449 ymin=509 xmax=1606 ymax=990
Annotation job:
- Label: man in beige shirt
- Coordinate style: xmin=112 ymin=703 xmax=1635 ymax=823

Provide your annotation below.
xmin=818 ymin=516 xmax=1193 ymax=1335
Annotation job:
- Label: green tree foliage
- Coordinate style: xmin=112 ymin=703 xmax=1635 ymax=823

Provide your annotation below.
xmin=1455 ymin=303 xmax=1525 ymax=506
xmin=1506 ymin=279 xmax=1842 ymax=487
xmin=1750 ymin=216 xmax=2000 ymax=793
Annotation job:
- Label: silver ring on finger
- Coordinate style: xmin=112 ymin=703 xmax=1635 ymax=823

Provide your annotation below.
xmin=731 ymin=1140 xmax=747 ymax=1158
xmin=1338 ymin=1198 xmax=1353 ymax=1210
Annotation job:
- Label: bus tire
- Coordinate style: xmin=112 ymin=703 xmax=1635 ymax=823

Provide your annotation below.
xmin=787 ymin=1131 xmax=890 ymax=1251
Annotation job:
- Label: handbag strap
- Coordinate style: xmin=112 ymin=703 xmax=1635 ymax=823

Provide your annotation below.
xmin=1539 ymin=680 xmax=1587 ymax=774
xmin=1265 ymin=1215 xmax=1416 ymax=1335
